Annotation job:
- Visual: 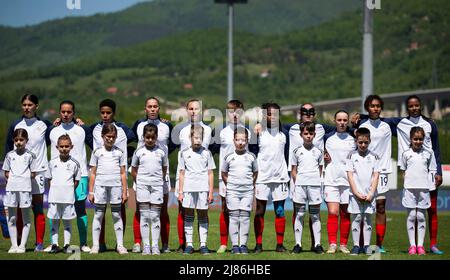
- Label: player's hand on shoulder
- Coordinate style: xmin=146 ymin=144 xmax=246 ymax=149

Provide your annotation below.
xmin=350 ymin=113 xmax=360 ymax=127
xmin=75 ymin=117 xmax=85 ymax=126
xmin=53 ymin=117 xmax=62 ymax=126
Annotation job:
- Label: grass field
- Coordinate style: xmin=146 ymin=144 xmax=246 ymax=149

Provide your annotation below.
xmin=1 ymin=208 xmax=449 ymax=260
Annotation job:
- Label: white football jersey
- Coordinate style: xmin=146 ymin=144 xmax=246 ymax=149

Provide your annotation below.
xmin=8 ymin=117 xmax=50 ymax=172
xmin=91 ymin=121 xmax=135 ymax=162
xmin=221 ymin=151 xmax=257 ymax=189
xmin=48 ymin=122 xmax=89 ymax=176
xmin=344 ymin=150 xmax=381 ymax=195
xmin=397 ymin=116 xmax=434 ymax=164
xmin=359 ymin=118 xmax=393 ymax=174
xmin=46 ymin=156 xmax=81 ymax=203
xmin=133 ymin=118 xmax=172 ymax=153
xmin=2 ymin=149 xmax=37 ymax=192
xmin=218 ymin=124 xmax=251 ymax=181
xmin=288 ymin=123 xmax=327 ymax=165
xmin=179 ymin=147 xmax=215 ymax=192
xmin=290 ymin=145 xmax=323 ymax=186
xmin=256 ymin=128 xmax=289 ymax=184
xmin=89 ymin=146 xmax=126 ymax=187
xmin=131 ymin=145 xmax=168 ymax=186
xmin=400 ymin=148 xmax=437 ymax=189
xmin=324 ymin=132 xmax=356 ymax=187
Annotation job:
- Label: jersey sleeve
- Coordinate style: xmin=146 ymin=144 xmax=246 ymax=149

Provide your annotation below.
xmin=82 ymin=125 xmax=94 ymax=150
xmin=89 ymin=150 xmax=98 ymax=167
xmin=29 ymin=153 xmax=39 ymax=173
xmin=428 ymin=151 xmax=437 ymax=172
xmin=399 ymin=151 xmax=407 ymax=171
xmin=344 ymin=153 xmax=354 ymax=172
xmin=119 ymin=149 xmax=126 ymax=166
xmin=165 ymin=121 xmax=177 ymax=155
xmin=178 ymin=151 xmax=186 ymax=171
xmin=162 ymin=151 xmax=169 ymax=167
xmin=429 ymin=120 xmax=442 ymax=175
xmin=2 ymin=154 xmax=10 ymax=171
xmin=374 ymin=155 xmax=382 ymax=173
xmin=4 ymin=121 xmax=18 ymax=158
xmin=221 ymin=157 xmax=229 ymax=173
xmin=207 ymin=150 xmax=216 ymax=170
xmin=131 ymin=151 xmax=139 ymax=167
xmin=252 ymin=157 xmax=258 ymax=173
xmin=74 ymin=164 xmax=81 ymax=181
xmin=290 ymin=149 xmax=298 ymax=167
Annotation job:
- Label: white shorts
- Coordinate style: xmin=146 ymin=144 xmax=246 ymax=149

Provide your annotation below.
xmin=402 ymin=188 xmax=430 ymax=209
xmin=376 ymin=173 xmax=390 ymax=198
xmin=292 ymin=185 xmax=322 ymax=205
xmin=226 ymin=188 xmax=254 ymax=211
xmin=324 ymin=185 xmax=350 ymax=204
xmin=94 ymin=185 xmax=122 ymax=204
xmin=348 ymin=195 xmax=375 ymax=214
xmin=47 ymin=203 xmax=76 ymax=220
xmin=3 ymin=191 xmax=32 ymax=208
xmin=219 ymin=180 xmax=226 ymax=198
xmin=255 ymin=182 xmax=289 ymax=202
xmin=31 ymin=172 xmax=46 ymax=194
xmin=136 ymin=184 xmax=164 ymax=205
xmin=182 ymin=191 xmax=209 ymax=210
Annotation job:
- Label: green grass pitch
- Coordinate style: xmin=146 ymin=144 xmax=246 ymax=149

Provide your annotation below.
xmin=1 ymin=208 xmax=449 ymax=260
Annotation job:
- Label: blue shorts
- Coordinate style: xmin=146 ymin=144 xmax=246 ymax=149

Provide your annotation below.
xmin=75 ymin=177 xmax=89 ymax=201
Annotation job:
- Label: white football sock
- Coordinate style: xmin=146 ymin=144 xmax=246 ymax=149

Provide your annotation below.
xmin=140 ymin=209 xmax=151 ymax=246
xmin=406 ymin=208 xmax=417 ymax=246
xmin=63 ymin=219 xmax=72 ymax=246
xmin=20 ymin=208 xmax=31 ymax=248
xmin=184 ymin=214 xmax=194 ymax=247
xmin=7 ymin=207 xmax=18 ymax=248
xmin=416 ymin=209 xmax=426 ymax=247
xmin=363 ymin=213 xmax=372 ymax=246
xmin=239 ymin=210 xmax=251 ymax=247
xmin=294 ymin=204 xmax=306 ymax=246
xmin=351 ymin=214 xmax=362 ymax=247
xmin=198 ymin=215 xmax=208 ymax=247
xmin=229 ymin=210 xmax=239 ymax=247
xmin=150 ymin=206 xmax=161 ymax=247
xmin=111 ymin=205 xmax=124 ymax=247
xmin=92 ymin=207 xmax=105 ymax=247
xmin=51 ymin=219 xmax=60 ymax=245
xmin=310 ymin=207 xmax=321 ymax=246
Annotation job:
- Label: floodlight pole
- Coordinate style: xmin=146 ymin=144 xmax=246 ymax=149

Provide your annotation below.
xmin=362 ymin=1 xmax=374 ymax=111
xmin=227 ymin=3 xmax=234 ymax=102
xmin=215 ymin=0 xmax=247 ymax=101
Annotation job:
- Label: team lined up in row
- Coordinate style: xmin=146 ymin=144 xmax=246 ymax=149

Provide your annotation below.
xmin=1 ymin=93 xmax=443 ymax=255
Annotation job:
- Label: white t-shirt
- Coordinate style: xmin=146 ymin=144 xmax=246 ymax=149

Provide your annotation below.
xmin=12 ymin=117 xmax=49 ymax=172
xmin=49 ymin=122 xmax=89 ymax=176
xmin=2 ymin=149 xmax=37 ymax=192
xmin=256 ymin=128 xmax=289 ymax=184
xmin=179 ymin=147 xmax=216 ymax=192
xmin=288 ymin=123 xmax=326 ymax=165
xmin=177 ymin=122 xmax=212 ymax=152
xmin=324 ymin=132 xmax=356 ymax=187
xmin=221 ymin=151 xmax=257 ymax=189
xmin=345 ymin=150 xmax=381 ymax=195
xmin=46 ymin=156 xmax=81 ymax=203
xmin=400 ymin=148 xmax=437 ymax=189
xmin=131 ymin=145 xmax=168 ymax=186
xmin=359 ymin=118 xmax=392 ymax=174
xmin=134 ymin=119 xmax=171 ymax=153
xmin=290 ymin=145 xmax=323 ymax=186
xmin=89 ymin=146 xmax=126 ymax=187
xmin=397 ymin=116 xmax=433 ymax=164
xmin=218 ymin=124 xmax=251 ymax=181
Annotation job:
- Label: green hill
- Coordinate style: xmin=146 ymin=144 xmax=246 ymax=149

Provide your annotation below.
xmin=0 ymin=0 xmax=360 ymax=74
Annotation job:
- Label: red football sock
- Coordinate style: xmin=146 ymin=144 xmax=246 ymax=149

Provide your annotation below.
xmin=275 ymin=216 xmax=286 ymax=245
xmin=327 ymin=214 xmax=338 ymax=245
xmin=219 ymin=211 xmax=229 ymax=246
xmin=35 ymin=212 xmax=46 ymax=244
xmin=160 ymin=210 xmax=170 ymax=245
xmin=428 ymin=190 xmax=438 ymax=247
xmin=254 ymin=215 xmax=264 ymax=245
xmin=99 ymin=216 xmax=106 ymax=244
xmin=376 ymin=224 xmax=386 ymax=247
xmin=177 ymin=207 xmax=185 ymax=246
xmin=339 ymin=208 xmax=350 ymax=246
xmin=133 ymin=210 xmax=141 ymax=244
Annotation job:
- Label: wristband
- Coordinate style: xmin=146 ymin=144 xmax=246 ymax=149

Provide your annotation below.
xmin=89 ymin=192 xmax=94 ymax=195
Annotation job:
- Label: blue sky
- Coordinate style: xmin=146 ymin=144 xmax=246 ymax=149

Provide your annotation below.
xmin=0 ymin=0 xmax=152 ymax=27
